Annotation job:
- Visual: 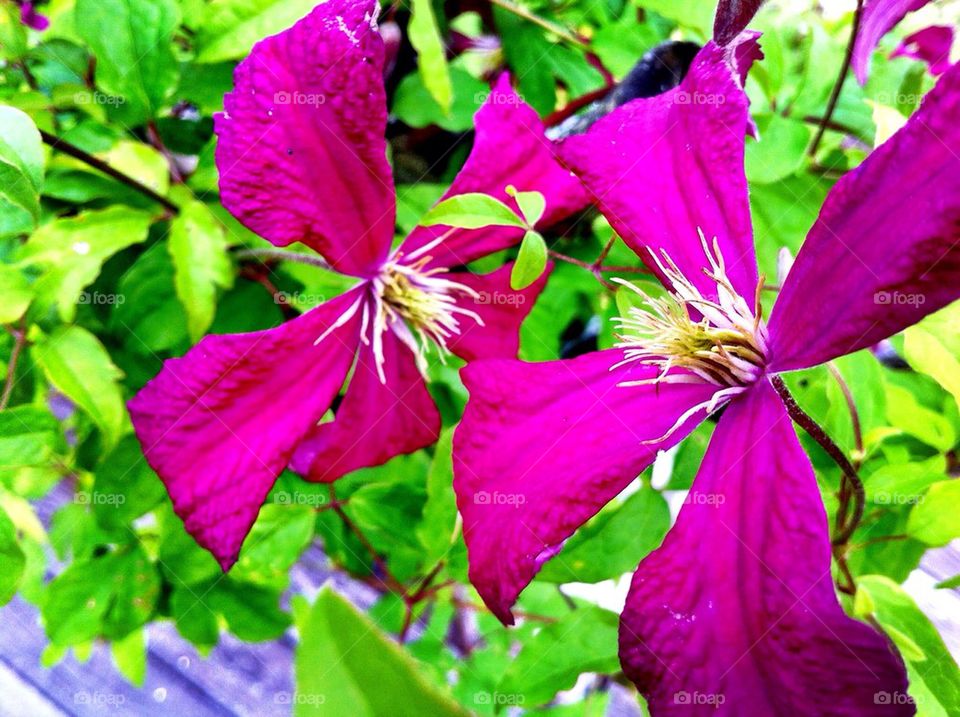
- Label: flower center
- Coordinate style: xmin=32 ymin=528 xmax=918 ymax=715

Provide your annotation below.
xmin=364 ymin=253 xmax=483 ymax=381
xmin=612 ymin=231 xmax=768 ymax=390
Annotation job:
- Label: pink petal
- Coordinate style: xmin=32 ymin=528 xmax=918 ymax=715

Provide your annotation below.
xmin=620 ymin=380 xmax=911 ymax=716
xmin=289 ymin=330 xmax=440 ymax=482
xmin=714 ymin=1 xmax=765 ymax=46
xmin=557 ymin=38 xmax=760 ymax=301
xmin=398 ymin=75 xmax=588 ymax=269
xmin=129 ymin=289 xmax=364 ymax=569
xmin=445 ymin=262 xmax=550 ymax=362
xmin=214 ymin=0 xmax=394 ymax=278
xmin=768 ymin=62 xmax=960 ymax=372
xmin=853 ymin=0 xmax=932 ymax=84
xmin=891 ymin=25 xmax=955 ymax=76
xmin=453 ymin=350 xmax=718 ymax=623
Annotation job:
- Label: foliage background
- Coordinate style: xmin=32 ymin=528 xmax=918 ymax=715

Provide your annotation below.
xmin=0 ymin=0 xmax=959 ymax=714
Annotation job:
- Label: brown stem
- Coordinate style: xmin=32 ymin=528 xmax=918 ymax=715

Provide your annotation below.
xmin=827 ymin=362 xmax=864 ymax=465
xmin=39 ymin=129 xmax=180 ymax=215
xmin=451 ymin=597 xmax=557 ymax=623
xmin=0 ymin=320 xmax=28 ymax=411
xmin=234 ymin=247 xmax=333 ymax=270
xmin=808 ymin=0 xmax=864 ymax=157
xmin=770 ymin=375 xmax=865 ymax=547
xmin=146 ymin=120 xmax=185 ymax=184
xmin=488 ymin=0 xmax=588 ymax=47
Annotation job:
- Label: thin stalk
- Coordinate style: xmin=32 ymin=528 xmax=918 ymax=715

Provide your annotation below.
xmin=488 ymin=0 xmax=587 ymax=48
xmin=808 ymin=0 xmax=864 ymax=156
xmin=0 ymin=320 xmax=27 ymax=411
xmin=39 ymin=129 xmax=180 ymax=215
xmin=234 ymin=247 xmax=333 ymax=270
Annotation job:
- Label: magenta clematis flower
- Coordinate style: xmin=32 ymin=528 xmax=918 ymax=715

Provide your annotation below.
xmin=128 ymin=0 xmax=586 ymax=569
xmin=853 ymin=0 xmax=936 ymax=84
xmin=19 ymin=1 xmax=49 ymax=31
xmin=891 ymin=25 xmax=955 ymax=76
xmin=453 ymin=33 xmax=960 ymax=715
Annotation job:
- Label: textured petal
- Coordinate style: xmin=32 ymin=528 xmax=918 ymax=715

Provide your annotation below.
xmin=398 ymin=75 xmax=588 ymax=269
xmin=891 ymin=25 xmax=954 ymax=76
xmin=557 ymin=39 xmax=760 ymax=301
xmin=620 ymin=380 xmax=911 ymax=716
xmin=445 ymin=262 xmax=550 ymax=362
xmin=768 ymin=63 xmax=960 ymax=372
xmin=713 ymin=0 xmax=764 ymax=46
xmin=453 ymin=350 xmax=718 ymax=623
xmin=853 ymin=0 xmax=932 ymax=84
xmin=129 ymin=289 xmax=364 ymax=569
xmin=215 ymin=0 xmax=394 ymax=277
xmin=289 ymin=330 xmax=440 ymax=482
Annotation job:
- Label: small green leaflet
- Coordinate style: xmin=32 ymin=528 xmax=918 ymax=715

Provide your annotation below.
xmin=195 ymin=0 xmax=319 ymax=63
xmin=295 ymin=588 xmax=468 ymax=717
xmin=0 ymin=264 xmax=32 ymax=323
xmin=906 ymin=480 xmax=960 ymax=546
xmin=511 ymin=230 xmax=547 ymax=290
xmin=0 ymin=106 xmax=44 ymax=234
xmin=506 ymin=185 xmax=546 ymax=226
xmin=0 ymin=505 xmax=25 ymax=606
xmin=409 ymin=0 xmax=453 ymax=113
xmin=420 ymin=192 xmax=526 ymax=230
xmin=168 ymin=199 xmax=233 ymax=343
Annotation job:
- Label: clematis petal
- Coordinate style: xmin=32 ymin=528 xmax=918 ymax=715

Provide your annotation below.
xmin=445 ymin=262 xmax=550 ymax=362
xmin=129 ymin=289 xmax=364 ymax=570
xmin=768 ymin=62 xmax=960 ymax=372
xmin=620 ymin=380 xmax=911 ymax=716
xmin=398 ymin=74 xmax=588 ymax=269
xmin=453 ymin=350 xmax=719 ymax=623
xmin=289 ymin=329 xmax=440 ymax=482
xmin=853 ymin=0 xmax=932 ymax=85
xmin=215 ymin=0 xmax=394 ymax=278
xmin=557 ymin=38 xmax=760 ymax=301
xmin=714 ymin=0 xmax=765 ymax=46
xmin=891 ymin=25 xmax=954 ymax=76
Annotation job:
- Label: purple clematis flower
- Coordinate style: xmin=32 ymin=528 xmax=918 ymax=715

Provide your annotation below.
xmin=891 ymin=25 xmax=955 ymax=76
xmin=853 ymin=0 xmax=936 ymax=84
xmin=129 ymin=0 xmax=586 ymax=570
xmin=19 ymin=1 xmax=49 ymax=31
xmin=453 ymin=33 xmax=960 ymax=715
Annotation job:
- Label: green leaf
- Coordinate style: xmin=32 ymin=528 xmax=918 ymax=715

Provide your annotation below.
xmin=168 ymin=200 xmax=233 ymax=342
xmin=885 ymin=383 xmax=956 ymax=452
xmin=75 ymin=0 xmax=181 ymax=124
xmin=0 ymin=406 xmax=66 ymax=493
xmin=195 ymin=0 xmax=319 ymax=63
xmin=229 ymin=504 xmax=314 ymax=583
xmin=111 ymin=628 xmax=147 ymax=686
xmin=537 ymin=486 xmax=670 ymax=583
xmin=33 ymin=326 xmax=127 ymax=449
xmin=18 ymin=206 xmax=154 ymax=321
xmin=392 ymin=65 xmax=488 ymax=132
xmin=170 ymin=584 xmax=219 ymax=650
xmin=906 ymin=480 xmax=960 ymax=546
xmin=510 ymin=230 xmax=547 ymax=290
xmin=0 ymin=505 xmax=26 ymax=606
xmin=0 ymin=264 xmax=32 ymax=323
xmin=295 ymin=588 xmax=469 ymax=716
xmin=498 ymin=607 xmax=620 ymax=706
xmin=416 ymin=428 xmax=460 ymax=565
xmin=420 ymin=192 xmax=525 ymax=230
xmin=408 ymin=0 xmax=453 ymax=113
xmin=0 ymin=105 xmax=44 ymax=231
xmin=92 ymin=436 xmax=167 ymax=531
xmin=745 ymin=114 xmax=811 ymax=184
xmin=205 ymin=579 xmax=291 ymax=641
xmin=506 ymin=186 xmax=546 ymax=226
xmin=904 ymin=301 xmax=960 ymax=413
xmin=856 ymin=575 xmax=960 ymax=713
